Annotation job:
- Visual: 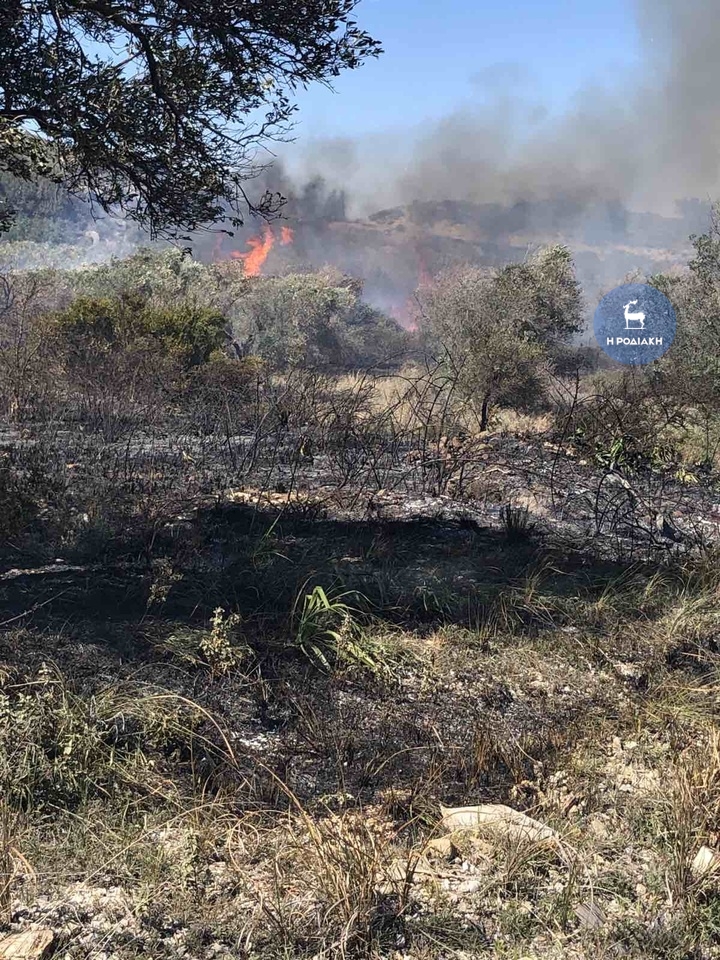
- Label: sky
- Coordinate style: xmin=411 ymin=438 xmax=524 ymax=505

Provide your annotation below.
xmin=291 ymin=0 xmax=644 ymax=139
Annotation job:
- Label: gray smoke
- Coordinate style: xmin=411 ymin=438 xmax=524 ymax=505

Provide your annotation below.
xmin=285 ymin=0 xmax=720 ymax=219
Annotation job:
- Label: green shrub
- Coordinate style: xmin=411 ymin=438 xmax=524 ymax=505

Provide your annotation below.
xmin=232 ymin=269 xmax=408 ymax=369
xmin=0 ymin=664 xmax=236 ymax=810
xmin=290 ymin=585 xmax=396 ymax=675
xmin=566 ymin=368 xmax=685 ymax=473
xmin=50 ymin=294 xmax=228 ymax=368
xmin=160 ymin=608 xmax=251 ymax=679
xmin=417 ymin=247 xmax=582 ymax=429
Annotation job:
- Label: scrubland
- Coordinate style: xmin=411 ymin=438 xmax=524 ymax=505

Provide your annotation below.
xmin=2 ymin=241 xmax=720 ymax=960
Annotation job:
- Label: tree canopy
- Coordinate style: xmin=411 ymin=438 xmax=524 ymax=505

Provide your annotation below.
xmin=0 ymin=0 xmax=381 ymax=237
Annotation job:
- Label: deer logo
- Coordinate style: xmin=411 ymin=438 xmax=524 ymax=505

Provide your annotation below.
xmin=623 ymin=300 xmax=646 ymax=330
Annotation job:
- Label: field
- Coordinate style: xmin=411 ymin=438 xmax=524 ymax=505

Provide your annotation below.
xmin=6 ymin=0 xmax=720 ymax=956
xmin=2 ymin=360 xmax=720 ymax=960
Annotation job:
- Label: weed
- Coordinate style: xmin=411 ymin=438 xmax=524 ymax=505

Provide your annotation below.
xmin=200 ymin=607 xmax=247 ymax=678
xmin=230 ymin=806 xmax=406 ymax=959
xmin=159 ymin=607 xmax=250 ymax=678
xmin=500 ymin=503 xmax=536 ymax=544
xmin=291 ymin=584 xmax=394 ymax=676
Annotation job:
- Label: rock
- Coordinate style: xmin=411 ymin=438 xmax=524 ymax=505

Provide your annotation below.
xmin=0 ymin=927 xmax=55 ymax=960
xmin=655 ymin=512 xmax=683 ymax=543
xmin=378 ymin=858 xmax=440 ymax=893
xmin=691 ymin=845 xmax=720 ymax=879
xmin=440 ymin=803 xmax=559 ymax=846
xmin=574 ymin=901 xmax=607 ymax=929
xmin=613 ymin=662 xmax=648 ymax=688
xmin=424 ymin=836 xmax=458 ymax=860
xmin=457 ymin=879 xmax=481 ymax=895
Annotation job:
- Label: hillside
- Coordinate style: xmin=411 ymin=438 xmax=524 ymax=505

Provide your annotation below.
xmin=1 ymin=167 xmax=709 ymax=321
xmin=206 ymin=197 xmax=709 ymax=321
xmin=3 ymin=189 xmax=720 ymax=959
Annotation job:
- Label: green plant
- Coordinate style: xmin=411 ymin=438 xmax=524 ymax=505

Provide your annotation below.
xmin=291 ymin=585 xmax=387 ymax=674
xmin=232 ymin=269 xmax=407 ymax=370
xmin=250 ymin=516 xmax=288 ymax=570
xmin=161 ymin=608 xmax=250 ymax=678
xmin=0 ymin=800 xmax=14 ymax=928
xmin=417 ymin=249 xmax=582 ymax=430
xmin=0 ymin=664 xmax=235 ymax=811
xmin=200 ymin=608 xmax=247 ymax=678
xmin=51 ymin=294 xmax=228 ymax=368
xmin=594 ymin=434 xmax=631 ymax=470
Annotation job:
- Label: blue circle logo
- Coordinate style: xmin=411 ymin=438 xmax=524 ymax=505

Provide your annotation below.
xmin=593 ymin=283 xmax=676 ymax=365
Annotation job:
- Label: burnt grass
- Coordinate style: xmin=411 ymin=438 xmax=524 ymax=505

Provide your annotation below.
xmin=3 ymin=413 xmax=720 ymax=958
xmin=1 ymin=501 xmax=599 ymax=798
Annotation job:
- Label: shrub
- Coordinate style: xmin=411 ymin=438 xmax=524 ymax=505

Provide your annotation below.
xmin=0 ymin=268 xmax=70 ymax=418
xmin=565 ymin=365 xmax=689 ymax=474
xmin=0 ymin=665 xmax=236 ymax=811
xmin=649 ymin=210 xmax=720 ymax=466
xmin=72 ymin=247 xmax=249 ymax=313
xmin=232 ymin=269 xmax=408 ymax=369
xmin=50 ymin=294 xmax=228 ymax=368
xmin=417 ymin=247 xmax=583 ymax=429
xmin=159 ymin=608 xmax=250 ymax=678
xmin=180 ymin=354 xmax=263 ymax=434
xmin=0 ymin=444 xmax=66 ymax=544
xmin=417 ymin=268 xmax=542 ymax=430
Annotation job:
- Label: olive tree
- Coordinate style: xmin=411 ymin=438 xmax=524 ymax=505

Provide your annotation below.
xmin=0 ymin=0 xmax=381 ymax=237
xmin=232 ymin=269 xmax=408 ymax=369
xmin=650 ymin=207 xmax=720 ymax=463
xmin=417 ymin=245 xmax=583 ymax=430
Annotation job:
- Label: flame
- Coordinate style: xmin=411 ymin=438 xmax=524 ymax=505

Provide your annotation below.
xmin=390 ymin=298 xmax=418 ymax=332
xmin=230 ymin=224 xmax=274 ymax=276
xmin=227 ymin=223 xmax=295 ymax=276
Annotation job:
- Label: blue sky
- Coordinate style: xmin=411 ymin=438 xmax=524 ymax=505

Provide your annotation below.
xmin=292 ymin=0 xmax=643 ymax=138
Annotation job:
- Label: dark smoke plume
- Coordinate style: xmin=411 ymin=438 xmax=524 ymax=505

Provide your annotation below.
xmin=286 ymin=0 xmax=720 ymax=219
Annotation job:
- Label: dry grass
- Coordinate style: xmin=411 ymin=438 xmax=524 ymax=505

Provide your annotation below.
xmin=4 ymin=534 xmax=720 ymax=956
xmin=493 ymin=408 xmax=553 ymax=435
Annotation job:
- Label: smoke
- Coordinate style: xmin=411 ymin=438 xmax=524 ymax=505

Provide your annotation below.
xmin=285 ymin=0 xmax=720 ymax=219
xmin=11 ymin=0 xmax=714 ymax=315
xmin=631 ymin=0 xmax=720 ymax=209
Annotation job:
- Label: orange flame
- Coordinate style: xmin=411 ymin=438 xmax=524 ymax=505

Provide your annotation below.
xmin=228 ymin=223 xmax=295 ymax=276
xmin=231 ymin=224 xmax=275 ymax=276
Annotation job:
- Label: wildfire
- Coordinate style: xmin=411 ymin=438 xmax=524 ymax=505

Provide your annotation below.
xmin=391 ymin=299 xmax=419 ymax=332
xmin=228 ymin=223 xmax=295 ymax=277
xmin=416 ymin=245 xmax=432 ymax=287
xmin=230 ymin=224 xmax=274 ymax=275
